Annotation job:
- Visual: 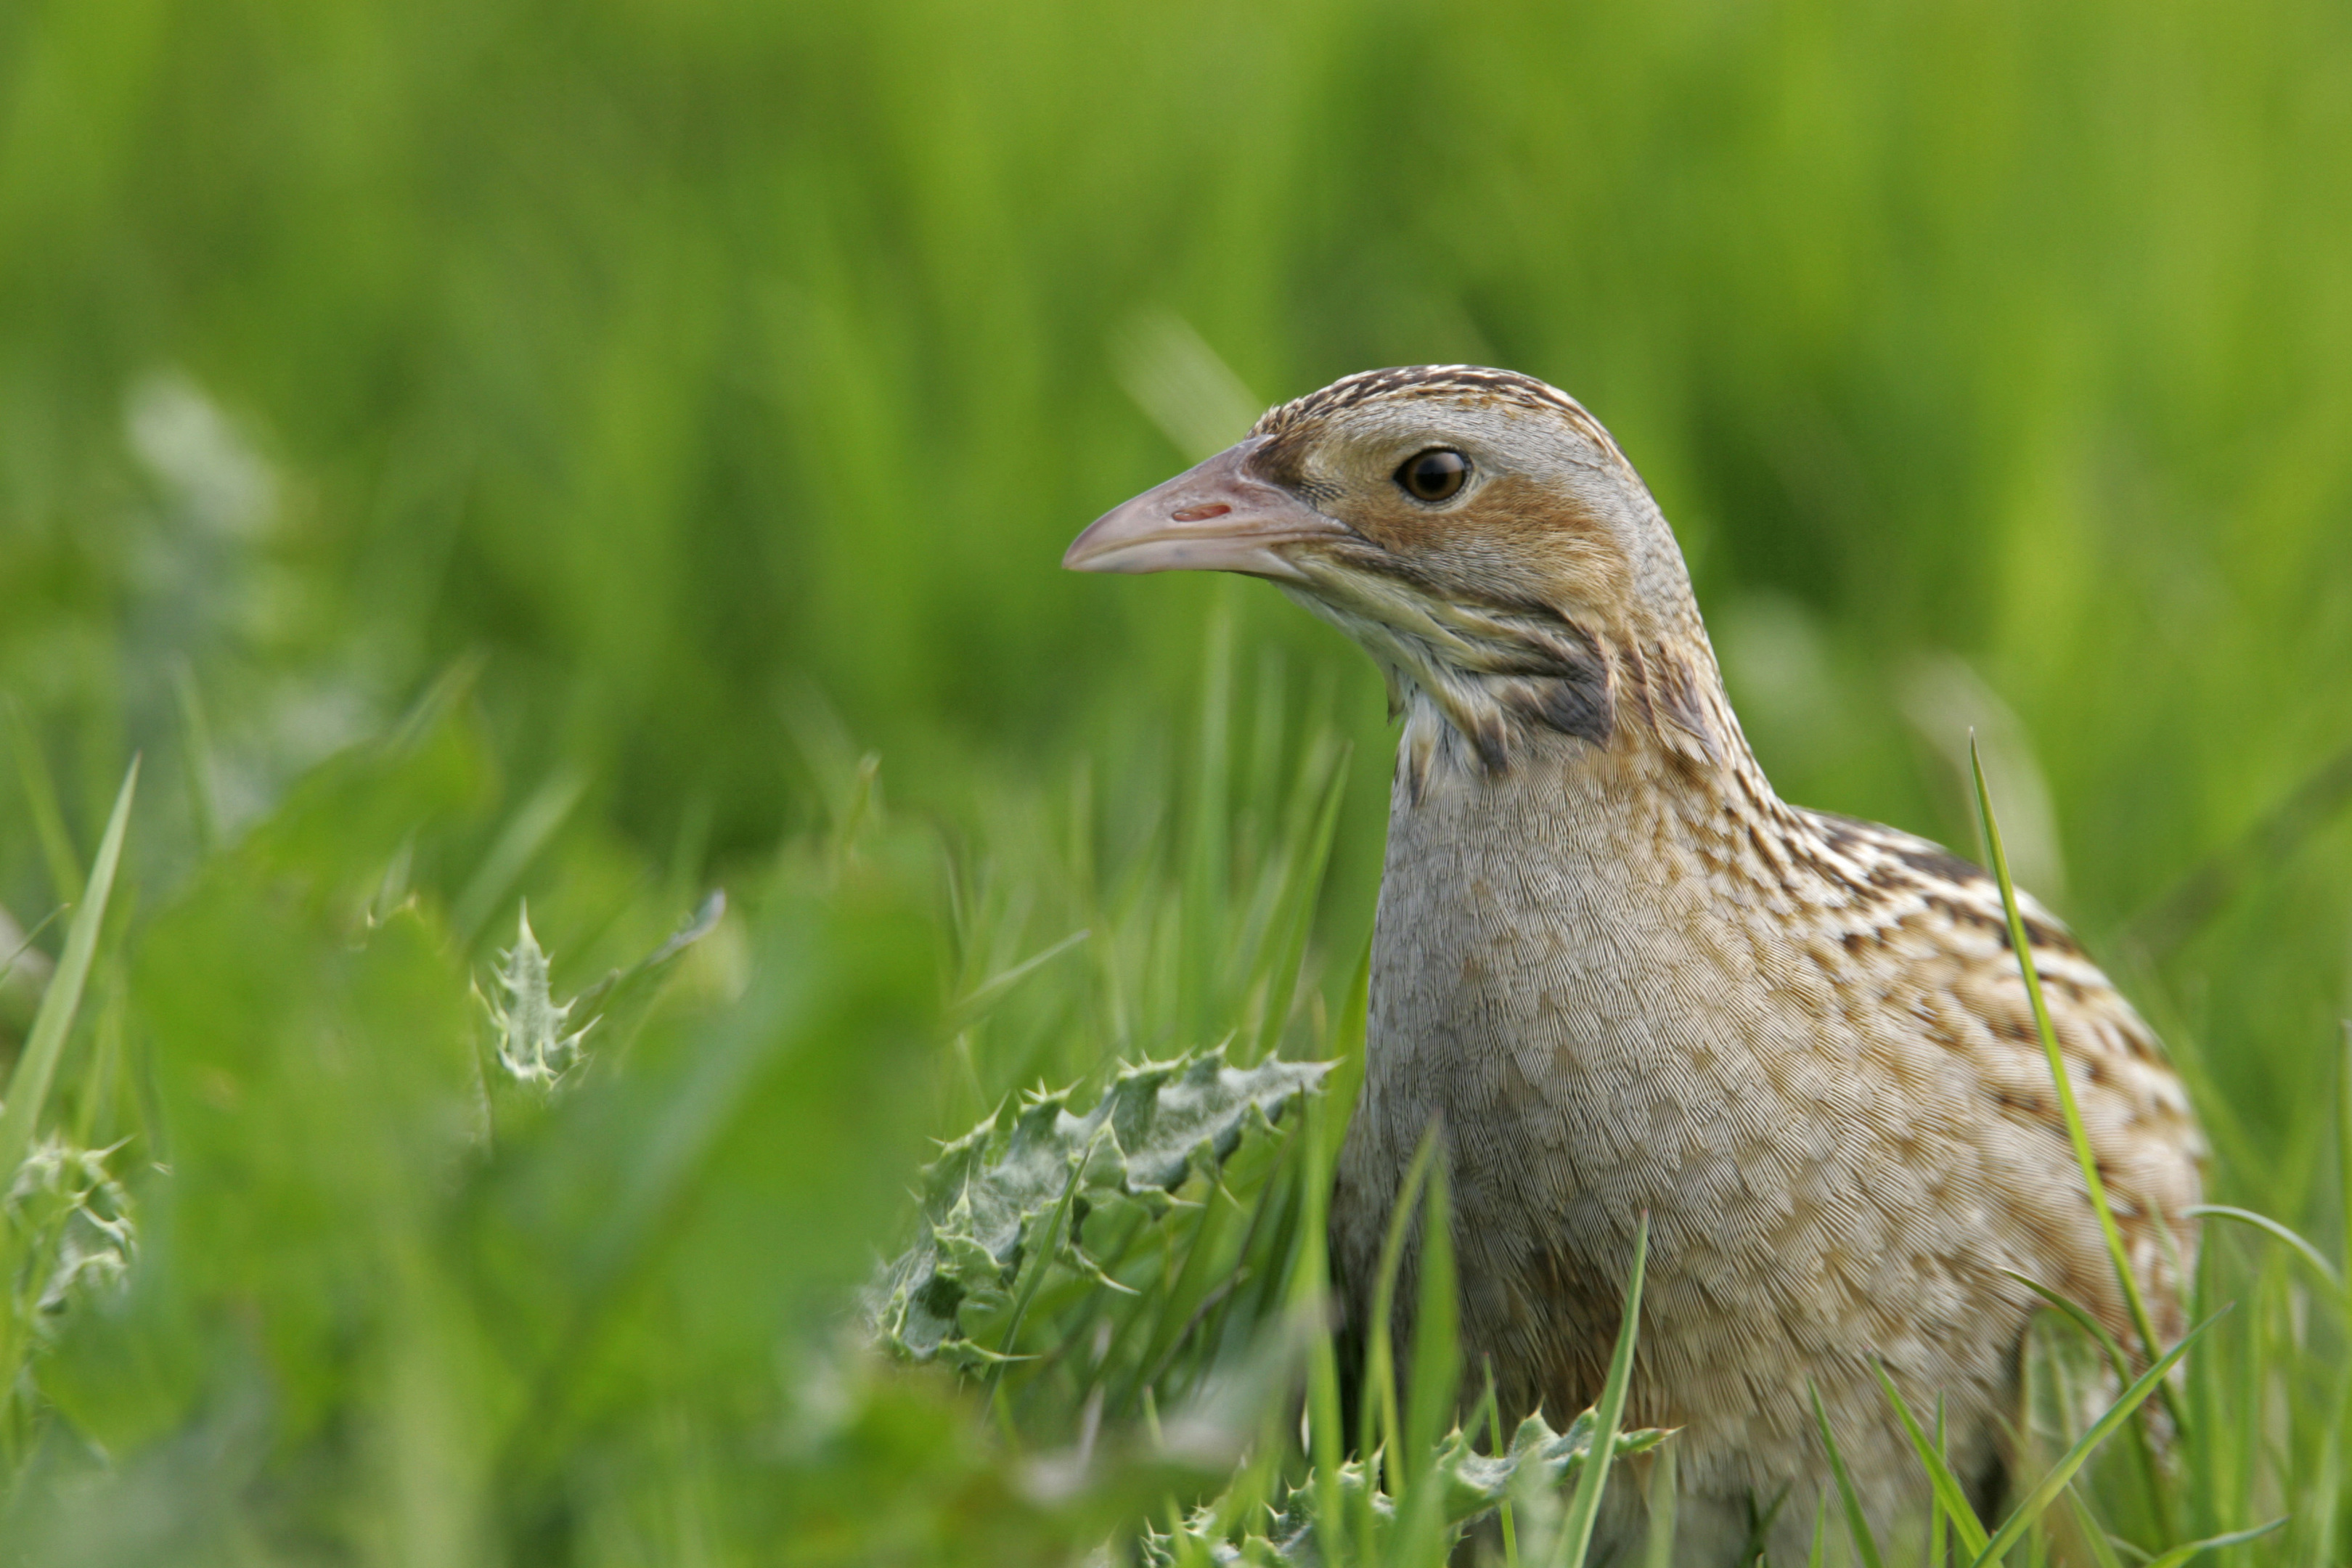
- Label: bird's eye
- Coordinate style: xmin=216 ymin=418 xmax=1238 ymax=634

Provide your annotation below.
xmin=1397 ymin=449 xmax=1469 ymax=502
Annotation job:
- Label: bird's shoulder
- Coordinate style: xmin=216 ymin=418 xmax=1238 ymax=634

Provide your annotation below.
xmin=1787 ymin=808 xmax=2174 ymax=1085
xmin=1785 ymin=806 xmax=2207 ymax=1315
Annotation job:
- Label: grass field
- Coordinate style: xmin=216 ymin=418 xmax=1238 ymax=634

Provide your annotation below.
xmin=1 ymin=0 xmax=2350 ymax=1561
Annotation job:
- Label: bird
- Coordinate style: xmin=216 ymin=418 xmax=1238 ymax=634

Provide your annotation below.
xmin=1063 ymin=366 xmax=2204 ymax=1565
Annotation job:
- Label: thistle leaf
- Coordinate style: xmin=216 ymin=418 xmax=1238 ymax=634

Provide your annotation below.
xmin=873 ymin=1045 xmax=1328 ymax=1363
xmin=1140 ymin=1410 xmax=1671 ymax=1565
xmin=483 ymin=904 xmax=592 ymax=1087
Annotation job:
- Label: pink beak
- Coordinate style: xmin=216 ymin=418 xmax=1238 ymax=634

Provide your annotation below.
xmin=1063 ymin=438 xmax=1350 ymax=581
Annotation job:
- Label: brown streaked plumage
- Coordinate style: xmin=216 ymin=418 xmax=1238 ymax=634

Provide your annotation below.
xmin=1066 ymin=367 xmax=2202 ymax=1564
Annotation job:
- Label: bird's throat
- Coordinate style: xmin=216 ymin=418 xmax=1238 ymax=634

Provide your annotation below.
xmin=1383 ymin=623 xmax=1733 ymax=803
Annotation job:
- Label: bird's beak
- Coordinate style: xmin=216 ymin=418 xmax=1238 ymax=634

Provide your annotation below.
xmin=1063 ymin=438 xmax=1349 ymax=581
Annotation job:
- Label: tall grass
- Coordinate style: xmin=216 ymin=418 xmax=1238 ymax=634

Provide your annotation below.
xmin=0 ymin=647 xmax=2333 ymax=1563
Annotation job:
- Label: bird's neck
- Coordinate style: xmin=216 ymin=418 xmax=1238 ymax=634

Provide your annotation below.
xmin=1389 ymin=617 xmax=1771 ymax=817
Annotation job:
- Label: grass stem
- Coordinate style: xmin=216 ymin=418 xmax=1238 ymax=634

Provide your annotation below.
xmin=1969 ymin=738 xmax=2181 ymax=1442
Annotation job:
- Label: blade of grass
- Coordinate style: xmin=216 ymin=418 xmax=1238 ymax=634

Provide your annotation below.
xmin=1642 ymin=1441 xmax=1677 ymax=1568
xmin=0 ymin=758 xmax=137 ymax=1188
xmin=1999 ymin=1270 xmax=2171 ymax=1539
xmin=1483 ymin=1361 xmax=1523 ymax=1568
xmin=1181 ymin=589 xmax=1233 ymax=1041
xmin=2123 ymin=737 xmax=2352 ymax=960
xmin=2002 ymin=1270 xmax=2134 ymax=1387
xmin=1246 ymin=737 xmax=1349 ymax=1063
xmin=986 ymin=1122 xmax=1108 ymax=1392
xmin=2140 ymin=1516 xmax=2284 ymax=1568
xmin=170 ymin=655 xmax=221 ymax=857
xmin=2 ymin=697 xmax=82 ymax=905
xmin=1547 ymin=1211 xmax=1649 ymax=1568
xmin=947 ymin=926 xmax=1091 ymax=1029
xmin=2340 ymin=1021 xmax=2351 ymax=1314
xmin=1153 ymin=1118 xmax=1308 ymax=1402
xmin=2226 ymin=1257 xmax=2263 ymax=1537
xmin=1131 ymin=1149 xmax=1250 ymax=1400
xmin=2184 ymin=1204 xmax=2343 ymax=1299
xmin=1291 ymin=1090 xmax=1347 ymax=1568
xmin=2314 ymin=1401 xmax=2344 ymax=1568
xmin=1324 ymin=930 xmax=1372 ymax=1142
xmin=2324 ymin=1021 xmax=2352 ymax=1568
xmin=0 ymin=907 xmax=62 ymax=985
xmin=1361 ymin=1125 xmax=1440 ymax=1504
xmin=1806 ymin=1490 xmax=1828 ymax=1568
xmin=1810 ymin=1381 xmax=1887 ymax=1568
xmin=1966 ymin=1309 xmax=2224 ymax=1568
xmin=1970 ymin=740 xmax=2179 ymax=1434
xmin=2064 ymin=1486 xmax=2129 ymax=1568
xmin=1392 ymin=1151 xmax=1461 ymax=1564
xmin=1931 ymin=1398 xmax=1949 ymax=1568
xmin=1403 ymin=1151 xmax=1459 ymax=1463
xmin=389 ymin=653 xmax=485 ymax=752
xmin=1241 ymin=650 xmax=1286 ymax=868
xmin=1871 ymin=1360 xmax=1990 ymax=1558
xmin=70 ymin=973 xmax=127 ymax=1152
xmin=453 ymin=768 xmax=587 ymax=944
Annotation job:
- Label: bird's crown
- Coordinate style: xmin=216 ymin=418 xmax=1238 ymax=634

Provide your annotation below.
xmin=1249 ymin=364 xmax=1630 ymax=468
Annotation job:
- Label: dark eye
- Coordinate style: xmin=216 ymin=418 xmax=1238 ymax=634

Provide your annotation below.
xmin=1397 ymin=449 xmax=1469 ymax=502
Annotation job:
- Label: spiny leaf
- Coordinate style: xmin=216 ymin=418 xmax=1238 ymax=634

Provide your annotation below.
xmin=1138 ymin=1410 xmax=1670 ymax=1566
xmin=7 ymin=1135 xmax=136 ymax=1324
xmin=482 ymin=903 xmax=592 ymax=1087
xmin=872 ymin=1045 xmax=1329 ymax=1363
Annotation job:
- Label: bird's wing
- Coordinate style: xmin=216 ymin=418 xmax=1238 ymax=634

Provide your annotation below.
xmin=1796 ymin=808 xmax=2207 ymax=1346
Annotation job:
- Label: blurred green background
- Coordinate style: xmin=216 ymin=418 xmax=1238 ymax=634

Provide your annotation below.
xmin=1 ymin=0 xmax=2349 ymax=1560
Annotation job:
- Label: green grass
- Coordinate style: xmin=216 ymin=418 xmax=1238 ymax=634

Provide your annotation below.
xmin=0 ymin=651 xmax=2335 ymax=1564
xmin=1 ymin=0 xmax=2351 ymax=1559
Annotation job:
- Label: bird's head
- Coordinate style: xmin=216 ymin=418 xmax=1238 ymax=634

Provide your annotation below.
xmin=1066 ymin=366 xmax=1728 ymax=778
